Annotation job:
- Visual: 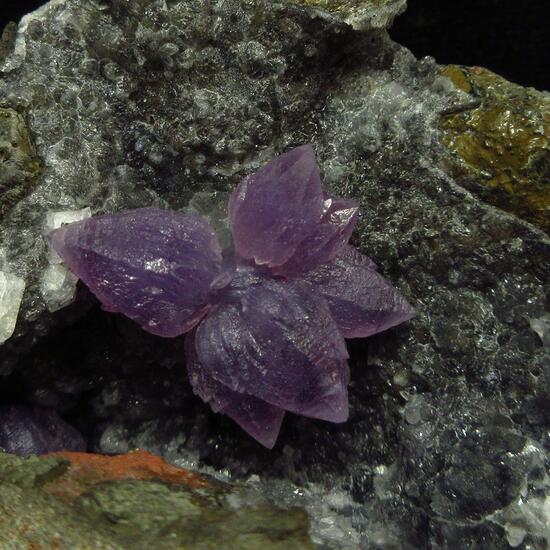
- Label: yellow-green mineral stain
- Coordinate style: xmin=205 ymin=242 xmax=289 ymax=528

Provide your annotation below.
xmin=0 ymin=22 xmax=17 ymax=62
xmin=441 ymin=65 xmax=550 ymax=232
xmin=0 ymin=108 xmax=44 ymax=217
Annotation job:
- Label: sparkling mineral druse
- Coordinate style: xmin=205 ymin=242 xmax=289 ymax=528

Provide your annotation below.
xmin=51 ymin=145 xmax=414 ymax=447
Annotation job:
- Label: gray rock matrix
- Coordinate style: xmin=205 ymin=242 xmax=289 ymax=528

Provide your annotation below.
xmin=0 ymin=1 xmax=548 ymax=548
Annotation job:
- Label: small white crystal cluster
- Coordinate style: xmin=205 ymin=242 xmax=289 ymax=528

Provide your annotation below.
xmin=0 ymin=270 xmax=25 ymax=344
xmin=530 ymin=314 xmax=550 ymax=347
xmin=492 ymin=461 xmax=550 ymax=548
xmin=41 ymin=208 xmax=91 ymax=312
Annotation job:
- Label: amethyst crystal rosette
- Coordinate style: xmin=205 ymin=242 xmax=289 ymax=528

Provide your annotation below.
xmin=50 ymin=145 xmax=414 ymax=448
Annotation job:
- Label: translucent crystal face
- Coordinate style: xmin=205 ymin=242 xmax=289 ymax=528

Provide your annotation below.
xmin=50 ymin=145 xmax=415 ymax=448
xmin=0 ymin=405 xmax=86 ymax=456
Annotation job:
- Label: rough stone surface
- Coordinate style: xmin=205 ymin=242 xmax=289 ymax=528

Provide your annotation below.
xmin=441 ymin=65 xmax=550 ymax=233
xmin=290 ymin=0 xmax=407 ymax=30
xmin=0 ymin=450 xmax=313 ymax=549
xmin=0 ymin=107 xmax=43 ymax=218
xmin=0 ymin=22 xmax=18 ymax=63
xmin=0 ymin=0 xmax=548 ymax=548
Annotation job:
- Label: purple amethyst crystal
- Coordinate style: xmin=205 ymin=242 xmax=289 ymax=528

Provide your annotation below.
xmin=0 ymin=405 xmax=86 ymax=456
xmin=50 ymin=145 xmax=415 ymax=448
xmin=50 ymin=208 xmax=228 ymax=337
xmin=228 ymin=144 xmax=325 ymax=268
xmin=185 ymin=332 xmax=285 ymax=449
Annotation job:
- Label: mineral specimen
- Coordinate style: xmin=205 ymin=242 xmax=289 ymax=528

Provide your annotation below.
xmin=0 ymin=0 xmax=548 ymax=547
xmin=50 ymin=145 xmax=414 ymax=447
xmin=0 ymin=404 xmax=85 ymax=456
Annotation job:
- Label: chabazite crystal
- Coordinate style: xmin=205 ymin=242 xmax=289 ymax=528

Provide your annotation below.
xmin=50 ymin=145 xmax=414 ymax=448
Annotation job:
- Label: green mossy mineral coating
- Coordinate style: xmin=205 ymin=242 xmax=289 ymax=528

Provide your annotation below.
xmin=0 ymin=453 xmax=313 ymax=549
xmin=0 ymin=453 xmax=68 ymax=488
xmin=77 ymin=480 xmax=312 ymax=549
xmin=0 ymin=483 xmax=126 ymax=549
xmin=0 ymin=108 xmax=43 ymax=219
xmin=441 ymin=65 xmax=550 ymax=232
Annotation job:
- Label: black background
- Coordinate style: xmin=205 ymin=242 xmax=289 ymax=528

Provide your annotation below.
xmin=391 ymin=0 xmax=550 ymax=91
xmin=1 ymin=0 xmax=549 ymax=91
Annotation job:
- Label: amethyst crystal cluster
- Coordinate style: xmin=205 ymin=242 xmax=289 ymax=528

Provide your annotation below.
xmin=0 ymin=405 xmax=86 ymax=456
xmin=51 ymin=145 xmax=414 ymax=447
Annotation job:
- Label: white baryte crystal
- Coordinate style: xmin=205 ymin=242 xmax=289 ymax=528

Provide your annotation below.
xmin=0 ymin=271 xmax=26 ymax=344
xmin=504 ymin=525 xmax=527 ymax=547
xmin=41 ymin=208 xmax=91 ymax=311
xmin=501 ymin=496 xmax=550 ymax=548
xmin=40 ymin=263 xmax=78 ymax=312
xmin=373 ymin=463 xmax=399 ymax=500
xmin=44 ymin=207 xmax=92 ymax=257
xmin=529 ymin=314 xmax=550 ymax=347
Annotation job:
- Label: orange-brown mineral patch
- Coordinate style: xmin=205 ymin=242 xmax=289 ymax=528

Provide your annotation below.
xmin=440 ymin=65 xmax=550 ymax=232
xmin=44 ymin=449 xmax=209 ymax=503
